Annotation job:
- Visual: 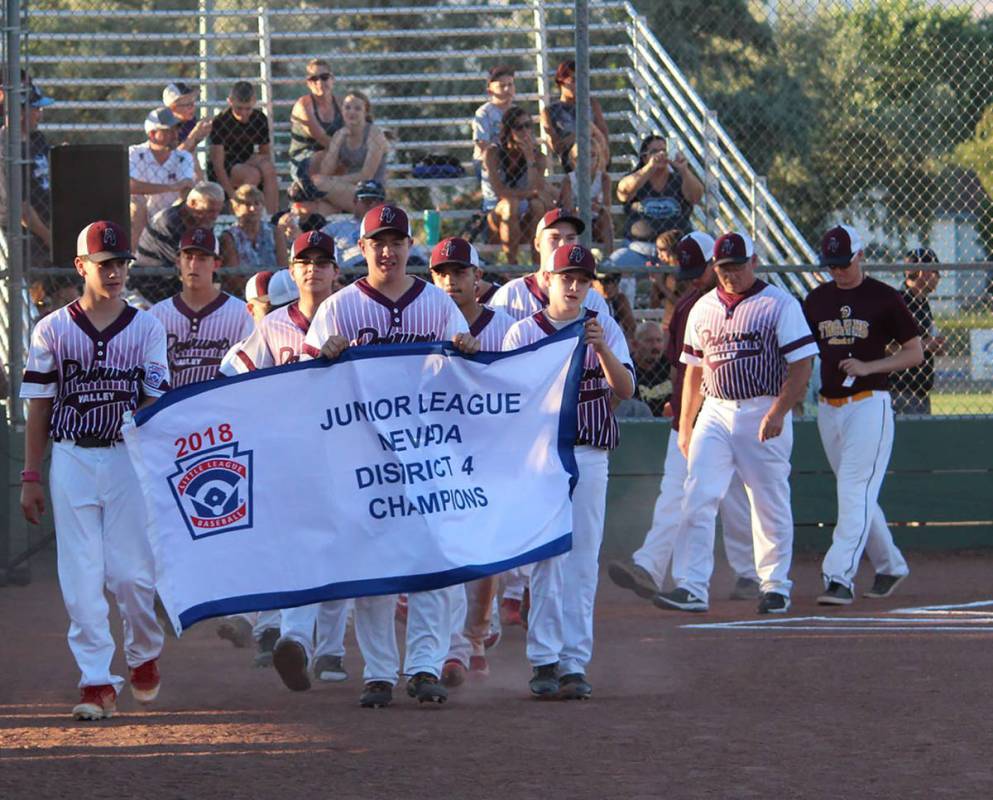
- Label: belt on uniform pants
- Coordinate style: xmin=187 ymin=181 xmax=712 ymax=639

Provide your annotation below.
xmin=74 ymin=436 xmax=118 ymax=448
xmin=819 ymin=390 xmax=874 ymax=408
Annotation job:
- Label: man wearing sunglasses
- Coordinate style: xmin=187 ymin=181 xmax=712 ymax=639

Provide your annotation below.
xmin=803 ymin=225 xmax=923 ymax=606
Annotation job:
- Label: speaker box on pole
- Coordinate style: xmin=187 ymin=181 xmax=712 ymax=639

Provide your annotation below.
xmin=50 ymin=144 xmax=129 ymax=267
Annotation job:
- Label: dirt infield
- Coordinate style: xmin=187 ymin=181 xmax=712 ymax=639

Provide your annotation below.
xmin=2 ymin=549 xmax=992 ymax=800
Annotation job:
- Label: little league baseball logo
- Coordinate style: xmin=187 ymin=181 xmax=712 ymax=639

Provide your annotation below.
xmin=168 ymin=442 xmax=254 ymax=539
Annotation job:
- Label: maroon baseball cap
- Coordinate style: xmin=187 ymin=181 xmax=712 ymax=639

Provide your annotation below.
xmin=179 ymin=227 xmax=220 ymax=256
xmin=76 ymin=220 xmax=132 ymax=263
xmin=291 ymin=230 xmax=336 ymax=261
xmin=550 ymin=244 xmax=596 ymax=276
xmin=713 ymin=231 xmax=755 ymax=266
xmin=676 ymin=232 xmax=716 ymax=280
xmin=535 ymin=207 xmax=585 ymax=238
xmin=359 ymin=203 xmax=412 ymax=239
xmin=820 ymin=224 xmax=863 ymax=267
xmin=430 ymin=237 xmax=480 ymax=270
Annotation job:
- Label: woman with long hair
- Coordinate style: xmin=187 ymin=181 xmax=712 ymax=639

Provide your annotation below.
xmin=540 ymin=59 xmax=610 ymax=171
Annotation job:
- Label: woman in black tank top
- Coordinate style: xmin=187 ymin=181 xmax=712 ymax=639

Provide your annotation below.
xmin=288 ymin=59 xmax=344 ymax=195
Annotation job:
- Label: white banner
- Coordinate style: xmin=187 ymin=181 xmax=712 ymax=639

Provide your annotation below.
xmin=124 ymin=324 xmax=585 ymax=634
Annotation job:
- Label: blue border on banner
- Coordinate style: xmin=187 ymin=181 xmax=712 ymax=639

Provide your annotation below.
xmin=177 ymin=533 xmax=572 ymax=629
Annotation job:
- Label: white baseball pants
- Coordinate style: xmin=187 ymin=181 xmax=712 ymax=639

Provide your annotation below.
xmin=672 ymin=397 xmax=795 ymax=604
xmin=353 ymin=587 xmax=459 ymax=684
xmin=278 ymin=600 xmax=350 ymax=662
xmin=500 ymin=565 xmax=530 ymax=601
xmin=817 ymin=392 xmax=908 ymax=590
xmin=50 ymin=442 xmax=164 ymax=691
xmin=634 ymin=430 xmax=757 ymax=588
xmin=528 ymin=446 xmax=608 ymax=675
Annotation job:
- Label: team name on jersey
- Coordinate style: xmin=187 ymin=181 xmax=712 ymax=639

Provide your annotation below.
xmin=167 ymin=334 xmax=235 ymax=362
xmin=700 ymin=328 xmax=764 ymax=363
xmin=817 ymin=309 xmax=870 ymax=346
xmin=62 ymin=358 xmax=146 ymax=384
xmin=354 ymin=328 xmax=436 ymax=346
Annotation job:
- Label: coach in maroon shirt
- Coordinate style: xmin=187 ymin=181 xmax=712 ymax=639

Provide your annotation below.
xmin=803 ymin=224 xmax=922 ymax=606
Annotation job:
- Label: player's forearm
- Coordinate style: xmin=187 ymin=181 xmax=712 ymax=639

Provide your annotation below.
xmin=596 ymin=348 xmax=634 ymax=400
xmin=130 ymin=178 xmax=175 ymax=195
xmin=770 ymin=357 xmax=812 ymax=418
xmin=678 ymin=365 xmax=704 ymax=431
xmin=867 ymin=338 xmax=924 ymax=374
xmin=23 ymin=398 xmax=53 ymax=472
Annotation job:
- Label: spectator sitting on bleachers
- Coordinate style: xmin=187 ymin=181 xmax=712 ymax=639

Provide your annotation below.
xmin=483 ymin=105 xmax=556 ymax=265
xmin=320 ymin=179 xmax=386 ymax=268
xmin=617 ymin=134 xmax=703 ymax=242
xmin=473 ymin=65 xmax=516 ymax=176
xmin=208 ymin=81 xmax=278 ymax=213
xmin=306 ymin=91 xmax=389 ymax=215
xmin=163 ymin=81 xmax=211 ymax=167
xmin=592 ymin=268 xmax=636 ymax=341
xmin=129 ymin=107 xmax=196 ymax=245
xmin=220 ymin=184 xmax=287 ymax=270
xmin=136 ymin=181 xmax=225 ymax=269
xmin=540 ymin=59 xmax=610 ymax=171
xmin=287 ymin=60 xmax=344 ymax=199
xmin=0 ymin=80 xmax=53 ymax=263
xmin=558 ymin=131 xmax=613 ymax=253
xmin=649 ymin=228 xmax=689 ymax=326
xmin=630 ymin=321 xmax=672 ymax=417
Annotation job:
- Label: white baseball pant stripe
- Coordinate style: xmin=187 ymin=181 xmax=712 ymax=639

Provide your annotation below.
xmin=672 ymin=397 xmax=794 ymax=604
xmin=634 ymin=431 xmax=757 ymax=588
xmin=817 ymin=392 xmax=908 ymax=590
xmin=352 ymin=587 xmax=458 ymax=684
xmin=50 ymin=442 xmax=164 ymax=691
xmin=278 ymin=600 xmax=349 ymax=662
xmin=527 ymin=446 xmax=608 ymax=675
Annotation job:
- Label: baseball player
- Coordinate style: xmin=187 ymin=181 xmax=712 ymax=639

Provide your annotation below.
xmin=803 ymin=225 xmax=921 ymax=604
xmin=504 ymin=244 xmax=634 ymax=700
xmin=20 ymin=220 xmax=169 ymax=720
xmin=427 ymin=236 xmax=514 ymax=685
xmin=303 ymin=203 xmax=481 ymax=708
xmin=655 ymin=231 xmax=817 ymax=615
xmin=489 ymin=208 xmax=612 ymax=321
xmin=150 ymin=228 xmax=253 ymax=388
xmin=608 ymin=233 xmax=760 ymax=604
xmin=221 ymin=231 xmax=353 ymax=687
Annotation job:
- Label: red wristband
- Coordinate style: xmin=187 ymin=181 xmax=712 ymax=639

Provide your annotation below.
xmin=20 ymin=470 xmax=42 ymax=483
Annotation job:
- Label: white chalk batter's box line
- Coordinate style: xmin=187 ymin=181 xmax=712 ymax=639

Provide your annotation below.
xmin=682 ymin=600 xmax=993 ymax=632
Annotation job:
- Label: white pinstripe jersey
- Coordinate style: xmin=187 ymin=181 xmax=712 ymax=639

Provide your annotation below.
xmin=503 ymin=309 xmax=633 ymax=450
xmin=219 ymin=302 xmax=312 ymax=375
xmin=303 ymin=276 xmax=467 ymax=357
xmin=150 ymin=293 xmax=253 ymax=387
xmin=680 ymin=280 xmax=818 ymax=400
xmin=489 ymin=274 xmax=612 ymax=321
xmin=470 ymin=306 xmax=515 ymax=352
xmin=20 ymin=301 xmax=170 ymax=441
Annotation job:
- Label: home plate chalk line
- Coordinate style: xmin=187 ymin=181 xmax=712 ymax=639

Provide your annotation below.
xmin=681 ymin=600 xmax=993 ymax=632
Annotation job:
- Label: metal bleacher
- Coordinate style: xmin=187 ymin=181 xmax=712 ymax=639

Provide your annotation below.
xmin=25 ymin=0 xmax=818 ymax=284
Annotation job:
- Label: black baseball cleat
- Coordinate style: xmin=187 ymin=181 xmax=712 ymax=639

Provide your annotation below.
xmin=864 ymin=573 xmax=908 ymax=599
xmin=607 ymin=559 xmax=660 ymax=599
xmin=406 ymin=672 xmax=448 ymax=704
xmin=818 ymin=581 xmax=854 ymax=606
xmin=757 ymin=592 xmax=790 ymax=614
xmin=558 ymin=673 xmax=593 ymax=700
xmin=730 ymin=576 xmax=762 ymax=601
xmin=652 ymin=588 xmax=709 ymax=612
xmin=529 ymin=663 xmax=560 ymax=699
xmin=359 ymin=681 xmax=393 ymax=708
xmin=254 ymin=627 xmax=279 ymax=668
xmin=272 ymin=638 xmax=311 ymax=691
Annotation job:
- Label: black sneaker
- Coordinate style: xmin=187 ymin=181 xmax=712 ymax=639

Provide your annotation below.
xmin=757 ymin=592 xmax=790 ymax=614
xmin=405 ymin=672 xmax=448 ymax=704
xmin=652 ymin=588 xmax=709 ymax=612
xmin=558 ymin=673 xmax=592 ymax=700
xmin=818 ymin=581 xmax=854 ymax=606
xmin=272 ymin=638 xmax=311 ymax=692
xmin=529 ymin=663 xmax=560 ymax=698
xmin=359 ymin=681 xmax=393 ymax=708
xmin=607 ymin=559 xmax=660 ymax=599
xmin=253 ymin=627 xmax=279 ymax=668
xmin=729 ymin=576 xmax=761 ymax=601
xmin=313 ymin=654 xmax=348 ymax=682
xmin=864 ymin=573 xmax=907 ymax=599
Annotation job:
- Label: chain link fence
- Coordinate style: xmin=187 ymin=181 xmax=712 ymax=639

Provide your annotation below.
xmin=2 ymin=0 xmax=992 ymax=419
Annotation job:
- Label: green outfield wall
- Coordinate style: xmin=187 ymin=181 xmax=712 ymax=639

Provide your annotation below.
xmin=604 ymin=419 xmax=993 ymax=559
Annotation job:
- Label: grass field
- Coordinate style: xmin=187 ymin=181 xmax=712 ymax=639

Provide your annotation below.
xmin=931 ymin=392 xmax=993 ymax=415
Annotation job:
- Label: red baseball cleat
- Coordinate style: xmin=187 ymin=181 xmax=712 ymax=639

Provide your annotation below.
xmin=73 ymin=684 xmax=117 ymax=720
xmin=500 ymin=597 xmax=523 ymax=627
xmin=129 ymin=658 xmax=161 ymax=704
